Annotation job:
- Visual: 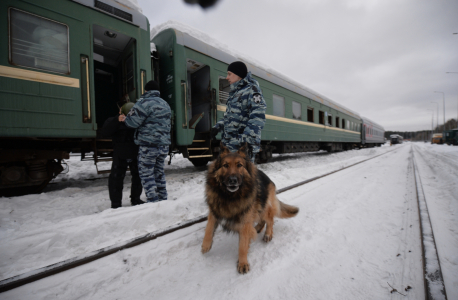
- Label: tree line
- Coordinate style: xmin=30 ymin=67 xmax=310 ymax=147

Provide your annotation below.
xmin=385 ymin=118 xmax=457 ymax=141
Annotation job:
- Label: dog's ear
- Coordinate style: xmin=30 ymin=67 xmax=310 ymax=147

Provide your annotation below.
xmin=219 ymin=142 xmax=231 ymax=156
xmin=214 ymin=142 xmax=229 ymax=170
xmin=237 ymin=142 xmax=249 ymax=159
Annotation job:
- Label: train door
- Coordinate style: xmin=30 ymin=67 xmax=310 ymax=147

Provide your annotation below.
xmin=92 ymin=24 xmax=137 ymax=132
xmin=185 ymin=59 xmax=213 ymax=166
xmin=186 ymin=59 xmax=212 ymax=134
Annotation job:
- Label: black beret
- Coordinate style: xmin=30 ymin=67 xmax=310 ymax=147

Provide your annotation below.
xmin=145 ymin=80 xmax=160 ymax=92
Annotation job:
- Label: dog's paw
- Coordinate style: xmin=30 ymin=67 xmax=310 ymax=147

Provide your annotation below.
xmin=201 ymin=242 xmax=212 ymax=254
xmin=237 ymin=262 xmax=250 ymax=274
xmin=263 ymin=234 xmax=272 ymax=242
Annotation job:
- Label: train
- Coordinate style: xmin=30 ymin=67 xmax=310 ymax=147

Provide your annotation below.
xmin=390 ymin=134 xmax=404 ymax=145
xmin=0 ymin=0 xmax=385 ymax=194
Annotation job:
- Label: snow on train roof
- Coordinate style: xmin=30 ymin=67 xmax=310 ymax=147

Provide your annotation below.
xmin=361 ymin=116 xmax=385 ymax=131
xmin=71 ymin=0 xmax=147 ymax=30
xmin=151 ymin=21 xmax=361 ymax=119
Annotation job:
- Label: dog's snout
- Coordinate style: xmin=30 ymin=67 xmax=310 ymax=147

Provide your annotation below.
xmin=227 ymin=176 xmax=238 ymax=185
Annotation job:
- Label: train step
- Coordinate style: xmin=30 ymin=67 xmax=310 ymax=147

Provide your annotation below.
xmin=187 ymin=147 xmax=209 ymax=151
xmin=188 ymin=154 xmax=213 ymax=158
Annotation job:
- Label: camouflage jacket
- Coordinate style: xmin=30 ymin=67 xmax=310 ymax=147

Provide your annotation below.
xmin=214 ymin=72 xmax=266 ymax=152
xmin=125 ymin=90 xmax=171 ymax=146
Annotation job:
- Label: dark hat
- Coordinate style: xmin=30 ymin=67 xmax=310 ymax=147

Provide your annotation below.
xmin=145 ymin=80 xmax=160 ymax=92
xmin=121 ymin=102 xmax=135 ymax=116
xmin=227 ymin=61 xmax=247 ymax=79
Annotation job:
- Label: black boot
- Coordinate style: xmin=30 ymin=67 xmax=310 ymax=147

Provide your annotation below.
xmin=131 ymin=199 xmax=145 ymax=206
xmin=111 ymin=202 xmax=122 ymax=209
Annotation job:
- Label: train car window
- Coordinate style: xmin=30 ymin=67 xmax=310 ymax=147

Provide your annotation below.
xmin=307 ymin=107 xmax=314 ymax=122
xmin=219 ymin=77 xmax=230 ymax=104
xmin=318 ymin=111 xmax=325 ymax=125
xmin=336 ymin=117 xmax=340 ymax=128
xmin=9 ymin=8 xmax=69 ymax=74
xmin=342 ymin=119 xmax=346 ymax=129
xmin=273 ymin=94 xmax=285 ymax=117
xmin=292 ymin=101 xmax=301 ymax=120
xmin=124 ymin=54 xmax=134 ymax=93
xmin=347 ymin=120 xmax=350 ymax=130
xmin=327 ymin=114 xmax=332 ymax=126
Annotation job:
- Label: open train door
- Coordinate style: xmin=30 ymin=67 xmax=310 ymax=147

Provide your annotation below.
xmin=185 ymin=59 xmax=213 ymax=166
xmin=83 ymin=24 xmax=138 ymax=172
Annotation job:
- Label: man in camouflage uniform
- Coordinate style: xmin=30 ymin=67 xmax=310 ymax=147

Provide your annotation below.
xmin=121 ymin=80 xmax=171 ymax=203
xmin=210 ymin=61 xmax=266 ymax=162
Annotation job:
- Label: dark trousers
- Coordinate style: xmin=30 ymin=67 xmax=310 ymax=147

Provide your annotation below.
xmin=108 ymin=154 xmax=142 ymax=207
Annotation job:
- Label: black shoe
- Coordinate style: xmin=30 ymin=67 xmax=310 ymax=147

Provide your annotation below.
xmin=131 ymin=199 xmax=145 ymax=206
xmin=111 ymin=203 xmax=122 ymax=209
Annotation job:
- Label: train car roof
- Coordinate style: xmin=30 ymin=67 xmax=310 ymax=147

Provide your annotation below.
xmin=361 ymin=116 xmax=385 ymax=131
xmin=70 ymin=0 xmax=148 ymax=30
xmin=151 ymin=21 xmax=361 ymax=119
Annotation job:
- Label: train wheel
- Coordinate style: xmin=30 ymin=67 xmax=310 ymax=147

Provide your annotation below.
xmin=189 ymin=157 xmax=210 ymax=167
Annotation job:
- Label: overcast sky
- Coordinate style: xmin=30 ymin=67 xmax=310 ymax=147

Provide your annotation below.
xmin=138 ymin=0 xmax=458 ymax=131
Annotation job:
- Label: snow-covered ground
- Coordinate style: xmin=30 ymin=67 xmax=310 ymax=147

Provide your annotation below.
xmin=1 ymin=142 xmax=457 ymax=299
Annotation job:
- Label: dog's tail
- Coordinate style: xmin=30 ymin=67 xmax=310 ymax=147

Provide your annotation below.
xmin=278 ymin=200 xmax=299 ymax=218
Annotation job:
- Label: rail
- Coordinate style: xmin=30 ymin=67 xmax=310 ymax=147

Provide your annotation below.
xmin=6 ymin=147 xmax=443 ymax=295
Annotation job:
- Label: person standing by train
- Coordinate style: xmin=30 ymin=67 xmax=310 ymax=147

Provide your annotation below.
xmin=102 ymin=98 xmax=144 ymax=209
xmin=210 ymin=61 xmax=266 ymax=162
xmin=120 ymin=81 xmax=172 ymax=203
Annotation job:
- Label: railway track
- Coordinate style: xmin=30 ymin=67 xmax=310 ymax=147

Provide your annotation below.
xmin=0 ymin=146 xmax=447 ymax=299
xmin=412 ymin=148 xmax=448 ymax=300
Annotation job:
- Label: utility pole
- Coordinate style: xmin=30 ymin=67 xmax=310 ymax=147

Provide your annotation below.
xmin=434 ymin=91 xmax=445 ymax=131
xmin=431 ymin=101 xmax=439 ymax=132
xmin=427 ymin=109 xmax=433 ymax=139
xmin=446 ymin=72 xmax=458 ymax=128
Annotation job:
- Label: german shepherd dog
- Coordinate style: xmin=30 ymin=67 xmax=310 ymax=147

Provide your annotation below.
xmin=201 ymin=143 xmax=299 ymax=274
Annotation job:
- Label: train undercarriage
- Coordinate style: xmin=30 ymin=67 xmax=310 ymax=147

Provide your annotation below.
xmin=0 ymin=137 xmax=113 ymax=196
xmin=176 ymin=132 xmax=380 ymax=167
xmin=1 ymin=136 xmax=383 ymax=196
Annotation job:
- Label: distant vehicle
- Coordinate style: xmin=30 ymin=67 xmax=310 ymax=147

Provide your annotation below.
xmin=443 ymin=129 xmax=458 ymax=146
xmin=390 ymin=134 xmax=403 ymax=145
xmin=431 ymin=133 xmax=443 ymax=145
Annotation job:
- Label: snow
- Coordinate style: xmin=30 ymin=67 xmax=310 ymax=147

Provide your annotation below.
xmin=1 ymin=142 xmax=457 ymax=299
xmin=114 ymin=0 xmax=142 ymax=13
xmin=150 ymin=20 xmax=266 ymax=70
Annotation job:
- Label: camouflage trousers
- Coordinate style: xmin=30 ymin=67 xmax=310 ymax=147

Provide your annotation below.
xmin=222 ymin=141 xmax=258 ymax=163
xmin=138 ymin=145 xmax=169 ymax=202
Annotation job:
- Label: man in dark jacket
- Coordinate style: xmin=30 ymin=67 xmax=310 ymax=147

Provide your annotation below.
xmin=102 ymin=100 xmax=144 ymax=209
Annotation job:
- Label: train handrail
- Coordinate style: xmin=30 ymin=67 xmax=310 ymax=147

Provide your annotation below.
xmin=181 ymin=81 xmax=188 ymax=128
xmin=82 ymin=57 xmax=91 ymax=120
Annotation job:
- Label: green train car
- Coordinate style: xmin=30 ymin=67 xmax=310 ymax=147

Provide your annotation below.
xmin=0 ymin=0 xmax=151 ymax=193
xmin=152 ymin=27 xmax=364 ymax=166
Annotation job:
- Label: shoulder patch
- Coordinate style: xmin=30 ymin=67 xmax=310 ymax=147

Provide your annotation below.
xmin=253 ymin=93 xmax=262 ymax=104
xmin=127 ymin=109 xmax=135 ymax=117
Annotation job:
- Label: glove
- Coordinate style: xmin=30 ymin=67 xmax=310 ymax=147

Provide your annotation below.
xmin=210 ymin=127 xmax=219 ymax=140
